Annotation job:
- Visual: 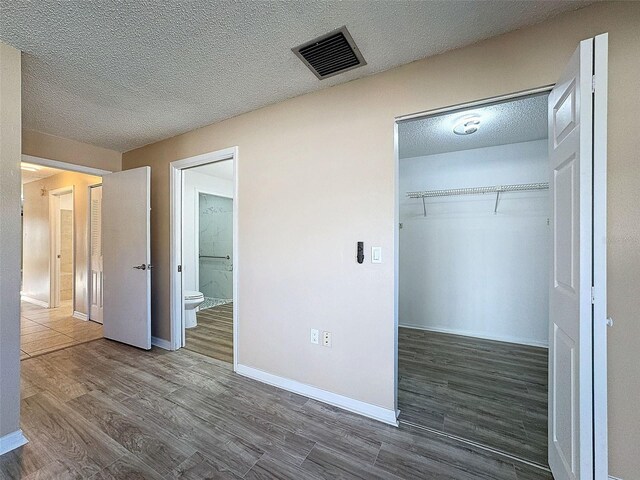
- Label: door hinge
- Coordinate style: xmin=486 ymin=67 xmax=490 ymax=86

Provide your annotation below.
xmin=177 ymin=265 xmax=182 ymax=273
xmin=592 ymin=75 xmax=596 ymax=93
xmin=591 ymin=286 xmax=595 ymax=304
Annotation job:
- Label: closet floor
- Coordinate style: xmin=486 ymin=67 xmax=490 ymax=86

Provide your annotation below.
xmin=398 ymin=328 xmax=548 ymax=467
xmin=185 ymin=302 xmax=233 ymax=363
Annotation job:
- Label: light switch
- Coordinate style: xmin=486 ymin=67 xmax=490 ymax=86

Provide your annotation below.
xmin=371 ymin=246 xmax=382 ymax=263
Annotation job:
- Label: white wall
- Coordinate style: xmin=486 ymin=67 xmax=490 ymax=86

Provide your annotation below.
xmin=399 ymin=140 xmax=549 ymax=347
xmin=0 ymin=41 xmax=22 ymax=445
xmin=182 ymin=169 xmax=233 ymax=293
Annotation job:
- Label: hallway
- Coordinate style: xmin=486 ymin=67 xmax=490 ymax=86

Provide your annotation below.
xmin=20 ymin=301 xmax=103 ymax=359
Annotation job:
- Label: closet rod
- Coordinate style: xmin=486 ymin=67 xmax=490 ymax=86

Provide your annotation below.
xmin=406 ymin=182 xmax=549 ymax=199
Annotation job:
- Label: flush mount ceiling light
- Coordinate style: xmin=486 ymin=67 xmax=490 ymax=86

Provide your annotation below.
xmin=453 ymin=116 xmax=481 ymax=135
xmin=20 ymin=162 xmax=40 ymax=172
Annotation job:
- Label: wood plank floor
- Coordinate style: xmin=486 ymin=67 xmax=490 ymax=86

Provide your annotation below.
xmin=20 ymin=301 xmax=103 ymax=360
xmin=398 ymin=328 xmax=548 ymax=467
xmin=1 ymin=339 xmax=552 ymax=479
xmin=185 ymin=303 xmax=233 ymax=363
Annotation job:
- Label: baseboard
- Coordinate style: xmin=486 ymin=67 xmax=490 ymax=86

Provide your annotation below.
xmin=151 ymin=336 xmax=172 ymax=350
xmin=20 ymin=295 xmax=49 ymax=309
xmin=72 ymin=311 xmax=88 ymax=321
xmin=399 ymin=323 xmax=548 ymax=348
xmin=236 ymin=364 xmax=398 ymax=426
xmin=609 ymin=476 xmax=623 ymax=480
xmin=0 ymin=429 xmax=28 ymax=455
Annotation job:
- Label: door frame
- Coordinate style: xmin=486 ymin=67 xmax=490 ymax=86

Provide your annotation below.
xmin=169 ymin=147 xmax=239 ymax=370
xmin=49 ymin=186 xmax=74 ymax=309
xmin=392 ymin=80 xmax=608 ymax=472
xmin=87 ymin=182 xmax=103 ymax=323
xmin=22 ymin=154 xmax=111 ymax=315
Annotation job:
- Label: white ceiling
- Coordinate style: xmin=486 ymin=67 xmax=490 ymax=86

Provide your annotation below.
xmin=21 ymin=162 xmax=67 ymax=184
xmin=0 ymin=1 xmax=591 ymax=152
xmin=398 ymin=93 xmax=549 ymax=158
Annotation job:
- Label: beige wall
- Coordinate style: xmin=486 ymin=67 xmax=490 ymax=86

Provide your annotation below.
xmin=122 ymin=3 xmax=640 ymax=477
xmin=0 ymin=42 xmax=22 ymax=439
xmin=22 ymin=171 xmax=102 ymax=315
xmin=23 ymin=129 xmax=122 ymax=172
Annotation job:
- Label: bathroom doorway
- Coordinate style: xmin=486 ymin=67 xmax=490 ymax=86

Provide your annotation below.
xmin=169 ymin=147 xmax=238 ymax=366
xmin=50 ymin=188 xmax=74 ymax=308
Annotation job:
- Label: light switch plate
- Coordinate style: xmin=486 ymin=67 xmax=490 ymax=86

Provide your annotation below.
xmin=371 ymin=246 xmax=382 ymax=263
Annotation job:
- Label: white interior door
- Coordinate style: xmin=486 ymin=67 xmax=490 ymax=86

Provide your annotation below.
xmin=548 ymin=35 xmax=607 ymax=480
xmin=102 ymin=167 xmax=151 ymax=349
xmin=89 ymin=185 xmax=104 ymax=324
xmin=52 ymin=194 xmax=61 ymax=308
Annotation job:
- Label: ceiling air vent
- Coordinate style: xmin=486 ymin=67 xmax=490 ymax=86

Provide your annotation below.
xmin=293 ymin=26 xmax=366 ymax=80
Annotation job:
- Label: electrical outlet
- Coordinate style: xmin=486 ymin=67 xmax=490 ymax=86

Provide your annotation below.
xmin=310 ymin=328 xmax=319 ymax=345
xmin=322 ymin=331 xmax=332 ymax=347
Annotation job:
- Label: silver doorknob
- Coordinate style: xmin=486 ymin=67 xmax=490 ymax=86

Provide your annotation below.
xmin=133 ymin=264 xmax=146 ymax=270
xmin=606 ymin=317 xmax=614 ymax=327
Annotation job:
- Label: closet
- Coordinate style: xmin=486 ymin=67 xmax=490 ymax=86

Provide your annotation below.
xmin=397 ymin=93 xmax=550 ymax=467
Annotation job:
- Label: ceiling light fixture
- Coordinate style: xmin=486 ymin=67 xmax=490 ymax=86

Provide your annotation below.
xmin=453 ymin=116 xmax=481 ymax=135
xmin=20 ymin=163 xmax=40 ymax=172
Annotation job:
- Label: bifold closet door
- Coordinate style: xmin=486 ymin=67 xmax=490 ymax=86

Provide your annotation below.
xmin=102 ymin=167 xmax=151 ymax=350
xmin=548 ymin=33 xmax=608 ymax=480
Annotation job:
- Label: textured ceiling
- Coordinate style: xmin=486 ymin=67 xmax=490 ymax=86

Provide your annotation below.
xmin=0 ymin=1 xmax=590 ymax=152
xmin=398 ymin=93 xmax=549 ymax=158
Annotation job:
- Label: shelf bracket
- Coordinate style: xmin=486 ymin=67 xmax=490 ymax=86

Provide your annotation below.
xmin=494 ymin=190 xmax=501 ymax=214
xmin=422 ymin=197 xmax=427 ymax=217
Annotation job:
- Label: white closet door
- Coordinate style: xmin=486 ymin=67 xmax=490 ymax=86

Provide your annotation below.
xmin=547 ymin=34 xmax=608 ymax=480
xmin=89 ymin=185 xmax=104 ymax=324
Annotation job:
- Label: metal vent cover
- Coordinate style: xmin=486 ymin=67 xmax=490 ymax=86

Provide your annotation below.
xmin=292 ymin=26 xmax=366 ymax=80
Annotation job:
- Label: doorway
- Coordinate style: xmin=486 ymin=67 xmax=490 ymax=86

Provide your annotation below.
xmin=49 ymin=187 xmax=74 ymax=309
xmin=396 ymin=91 xmax=552 ymax=466
xmin=394 ymin=33 xmax=608 ymax=480
xmin=169 ymin=147 xmax=238 ymax=366
xmin=20 ymin=156 xmax=107 ymax=358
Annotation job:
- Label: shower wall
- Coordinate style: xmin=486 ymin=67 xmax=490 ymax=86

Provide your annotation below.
xmin=199 ymin=193 xmax=233 ymax=305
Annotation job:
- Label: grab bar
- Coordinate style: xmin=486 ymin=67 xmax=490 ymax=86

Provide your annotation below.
xmin=199 ymin=255 xmax=230 ymax=260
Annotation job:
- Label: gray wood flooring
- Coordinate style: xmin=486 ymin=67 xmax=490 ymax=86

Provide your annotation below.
xmin=398 ymin=328 xmax=548 ymax=467
xmin=1 ymin=339 xmax=552 ymax=479
xmin=185 ymin=303 xmax=233 ymax=363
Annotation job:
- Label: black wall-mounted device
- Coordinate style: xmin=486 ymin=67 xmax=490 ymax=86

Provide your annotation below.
xmin=357 ymin=241 xmax=364 ymax=264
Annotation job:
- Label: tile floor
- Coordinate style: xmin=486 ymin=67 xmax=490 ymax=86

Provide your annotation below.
xmin=20 ymin=300 xmax=103 ymax=359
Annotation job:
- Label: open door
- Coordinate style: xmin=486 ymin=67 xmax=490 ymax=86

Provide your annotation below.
xmin=102 ymin=167 xmax=151 ymax=349
xmin=548 ymin=34 xmax=608 ymax=480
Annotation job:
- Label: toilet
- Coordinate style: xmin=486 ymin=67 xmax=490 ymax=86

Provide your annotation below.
xmin=184 ymin=290 xmax=205 ymax=328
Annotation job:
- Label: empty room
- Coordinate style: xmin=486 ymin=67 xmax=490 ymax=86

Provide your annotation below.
xmin=1 ymin=2 xmax=639 ymax=480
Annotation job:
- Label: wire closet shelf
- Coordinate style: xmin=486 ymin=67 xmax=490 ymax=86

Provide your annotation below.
xmin=406 ymin=182 xmax=549 ymax=215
